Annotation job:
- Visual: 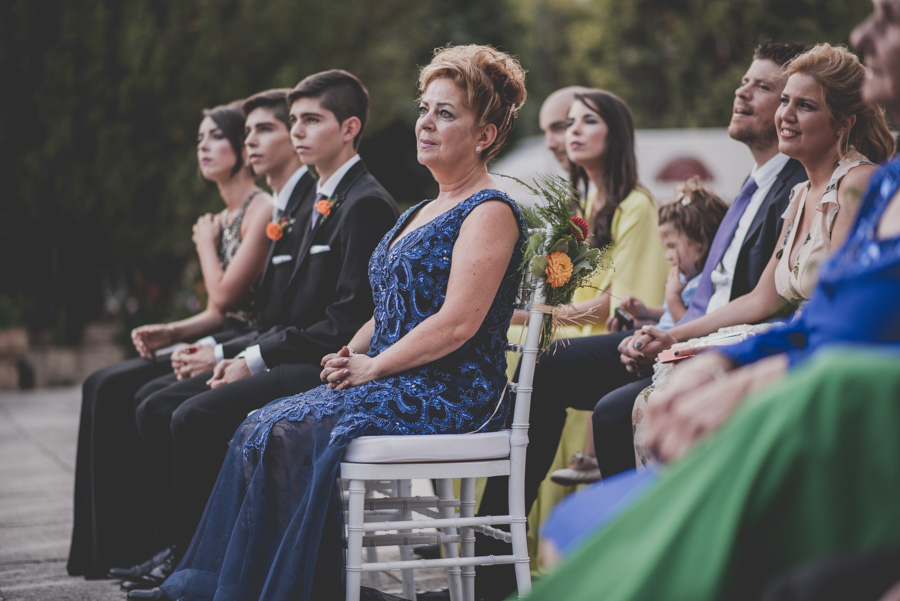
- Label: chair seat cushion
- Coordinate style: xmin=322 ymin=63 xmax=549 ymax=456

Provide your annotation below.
xmin=342 ymin=430 xmax=512 ymax=464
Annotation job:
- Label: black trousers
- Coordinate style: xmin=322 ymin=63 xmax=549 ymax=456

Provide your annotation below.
xmin=133 ymin=362 xmax=323 ymax=552
xmin=476 ymin=330 xmax=651 ymax=599
xmin=68 ymin=357 xmax=172 ymax=578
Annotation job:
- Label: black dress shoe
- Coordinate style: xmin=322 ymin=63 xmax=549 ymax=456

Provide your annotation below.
xmin=121 ymin=579 xmax=155 ymax=592
xmin=127 ymin=587 xmax=172 ymax=600
xmin=413 ymin=543 xmax=441 ymax=559
xmin=119 ymin=552 xmax=177 ymax=590
xmin=109 ymin=546 xmax=175 ymax=581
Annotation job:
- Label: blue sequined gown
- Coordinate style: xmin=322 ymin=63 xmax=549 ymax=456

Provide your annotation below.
xmin=161 ymin=190 xmax=524 ymax=601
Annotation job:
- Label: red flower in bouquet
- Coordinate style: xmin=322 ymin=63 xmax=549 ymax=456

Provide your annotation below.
xmin=569 ymin=216 xmax=589 ymax=242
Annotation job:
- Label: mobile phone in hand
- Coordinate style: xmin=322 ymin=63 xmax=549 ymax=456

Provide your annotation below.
xmin=614 ymin=307 xmax=635 ymax=330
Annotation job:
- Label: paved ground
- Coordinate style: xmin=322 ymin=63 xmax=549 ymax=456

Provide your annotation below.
xmin=0 ymin=386 xmax=447 ymax=601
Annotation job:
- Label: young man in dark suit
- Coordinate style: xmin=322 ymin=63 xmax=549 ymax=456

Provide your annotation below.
xmin=122 ymin=71 xmax=398 ymax=598
xmin=67 ymin=89 xmax=311 ymax=581
xmin=474 ymin=41 xmax=809 ymax=601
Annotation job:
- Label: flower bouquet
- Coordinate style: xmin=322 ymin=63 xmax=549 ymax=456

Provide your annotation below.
xmin=508 ymin=174 xmax=612 ymax=353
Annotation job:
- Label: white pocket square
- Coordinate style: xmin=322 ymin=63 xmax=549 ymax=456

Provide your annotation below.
xmin=310 ymin=245 xmax=331 ymax=255
xmin=271 ymin=254 xmax=292 ymax=265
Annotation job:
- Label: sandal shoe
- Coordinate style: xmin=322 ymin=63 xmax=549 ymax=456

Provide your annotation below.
xmin=549 ymin=453 xmax=602 ymax=485
xmin=549 ymin=465 xmax=603 ymax=485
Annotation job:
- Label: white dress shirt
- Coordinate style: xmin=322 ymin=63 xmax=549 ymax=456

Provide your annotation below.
xmin=707 ymin=153 xmax=792 ymax=313
xmin=243 ymin=155 xmax=361 ymax=375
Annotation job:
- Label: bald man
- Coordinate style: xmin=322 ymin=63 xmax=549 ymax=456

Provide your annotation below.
xmin=538 ymin=86 xmax=589 ymax=169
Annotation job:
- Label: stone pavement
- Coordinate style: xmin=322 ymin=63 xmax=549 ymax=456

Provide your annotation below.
xmin=0 ymin=386 xmax=448 ymax=601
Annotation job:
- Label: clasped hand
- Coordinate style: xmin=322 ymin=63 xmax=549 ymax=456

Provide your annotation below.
xmin=171 ymin=345 xmax=217 ymax=380
xmin=207 ymin=357 xmax=252 ymax=388
xmin=319 ymin=346 xmax=377 ymax=391
xmin=618 ymin=325 xmax=677 ymax=375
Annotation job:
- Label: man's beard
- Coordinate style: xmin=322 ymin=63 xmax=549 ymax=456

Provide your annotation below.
xmin=729 ymin=121 xmax=778 ymax=153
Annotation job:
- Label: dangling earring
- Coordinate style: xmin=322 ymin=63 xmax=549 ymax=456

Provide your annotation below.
xmin=475 ymin=145 xmax=482 ymax=153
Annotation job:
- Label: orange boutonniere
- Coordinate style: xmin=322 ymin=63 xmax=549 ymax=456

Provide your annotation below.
xmin=315 ymin=194 xmax=342 ymax=223
xmin=266 ymin=215 xmax=296 ymax=241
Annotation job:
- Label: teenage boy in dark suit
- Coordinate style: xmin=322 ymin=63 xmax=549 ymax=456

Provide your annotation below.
xmin=122 ymin=71 xmax=398 ymax=598
xmin=68 ymin=89 xmax=312 ymax=581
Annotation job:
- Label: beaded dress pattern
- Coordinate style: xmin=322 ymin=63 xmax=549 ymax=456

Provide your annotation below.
xmin=216 ymin=190 xmax=261 ymax=325
xmin=161 ymin=189 xmax=524 ymax=601
xmin=245 ymin=189 xmax=524 ymax=453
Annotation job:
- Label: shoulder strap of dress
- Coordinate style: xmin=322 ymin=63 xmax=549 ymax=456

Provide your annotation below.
xmin=458 ymin=188 xmax=524 ymax=224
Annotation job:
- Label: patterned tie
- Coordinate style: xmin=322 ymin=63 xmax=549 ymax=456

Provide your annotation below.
xmin=677 ymin=177 xmax=759 ymax=324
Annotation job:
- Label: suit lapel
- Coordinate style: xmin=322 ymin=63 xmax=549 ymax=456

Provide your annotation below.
xmin=287 ymin=160 xmax=369 ymax=288
xmin=743 ymin=158 xmax=802 ymax=247
xmin=259 ymin=171 xmax=316 ymax=287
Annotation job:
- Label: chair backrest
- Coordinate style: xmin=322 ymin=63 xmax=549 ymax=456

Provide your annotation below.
xmin=506 ymin=226 xmax=550 ymax=438
xmin=507 ymin=271 xmax=545 ymax=437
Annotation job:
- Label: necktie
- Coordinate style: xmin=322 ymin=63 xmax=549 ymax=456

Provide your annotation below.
xmin=677 ymin=176 xmax=759 ymax=324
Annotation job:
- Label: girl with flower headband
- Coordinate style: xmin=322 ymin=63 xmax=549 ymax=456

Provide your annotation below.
xmin=549 ymin=178 xmax=727 ymax=485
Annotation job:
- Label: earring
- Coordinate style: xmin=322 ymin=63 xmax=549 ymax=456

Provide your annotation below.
xmin=475 ymin=145 xmax=482 ymax=153
xmin=835 ymin=131 xmax=841 ymax=139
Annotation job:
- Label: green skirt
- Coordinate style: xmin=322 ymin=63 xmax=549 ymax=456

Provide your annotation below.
xmin=520 ymin=347 xmax=900 ymax=601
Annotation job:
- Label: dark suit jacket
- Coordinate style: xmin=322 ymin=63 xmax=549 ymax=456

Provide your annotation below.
xmin=221 ymin=159 xmax=399 ymax=366
xmin=730 ymin=157 xmax=807 ymax=299
xmin=207 ymin=169 xmax=318 ymax=344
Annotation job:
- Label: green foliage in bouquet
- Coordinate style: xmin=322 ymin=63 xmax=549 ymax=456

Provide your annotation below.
xmin=504 ymin=174 xmax=613 ymax=351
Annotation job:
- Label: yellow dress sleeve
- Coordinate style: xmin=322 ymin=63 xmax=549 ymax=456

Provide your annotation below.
xmin=578 ymin=188 xmax=669 ymax=336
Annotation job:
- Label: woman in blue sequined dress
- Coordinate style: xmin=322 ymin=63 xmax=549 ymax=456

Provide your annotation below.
xmin=158 ymin=45 xmax=528 ymax=601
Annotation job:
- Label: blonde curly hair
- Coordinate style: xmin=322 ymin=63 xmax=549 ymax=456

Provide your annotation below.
xmin=419 ymin=44 xmax=527 ymax=163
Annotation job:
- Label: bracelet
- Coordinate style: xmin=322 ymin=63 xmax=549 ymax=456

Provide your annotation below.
xmin=348 ymin=347 xmax=358 ymax=355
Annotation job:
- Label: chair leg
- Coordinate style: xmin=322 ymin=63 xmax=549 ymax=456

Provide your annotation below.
xmin=436 ymin=479 xmax=462 ymax=601
xmin=364 ymin=484 xmax=381 ymax=590
xmin=508 ymin=464 xmax=532 ymax=598
xmin=397 ymin=479 xmax=417 ymax=601
xmin=345 ymin=478 xmax=365 ymax=601
xmin=459 ymin=478 xmax=476 ymax=601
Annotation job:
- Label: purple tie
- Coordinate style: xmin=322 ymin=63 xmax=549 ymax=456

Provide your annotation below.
xmin=677 ymin=176 xmax=758 ymax=324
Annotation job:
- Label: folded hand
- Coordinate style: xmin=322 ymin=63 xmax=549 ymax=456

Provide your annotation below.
xmin=618 ymin=325 xmax=676 ymax=374
xmin=171 ymin=345 xmax=216 ymax=380
xmin=207 ymin=358 xmax=251 ymax=389
xmin=319 ymin=346 xmax=378 ymax=391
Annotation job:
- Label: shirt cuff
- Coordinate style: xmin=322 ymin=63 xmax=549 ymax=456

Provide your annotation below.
xmin=241 ymin=344 xmax=268 ymax=375
xmin=194 ymin=336 xmax=217 ymax=348
xmin=214 ymin=343 xmax=225 ymax=363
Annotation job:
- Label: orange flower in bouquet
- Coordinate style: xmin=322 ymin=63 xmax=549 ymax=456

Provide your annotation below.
xmin=545 ymin=251 xmax=574 ymax=288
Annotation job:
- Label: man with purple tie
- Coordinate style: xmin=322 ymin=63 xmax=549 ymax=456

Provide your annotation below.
xmin=475 ymin=40 xmax=808 ymax=601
